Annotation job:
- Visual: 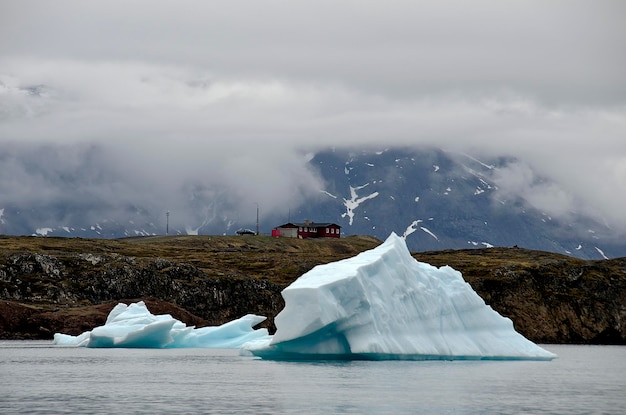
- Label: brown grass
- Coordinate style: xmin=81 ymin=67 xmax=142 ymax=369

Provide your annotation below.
xmin=0 ymin=234 xmax=382 ymax=287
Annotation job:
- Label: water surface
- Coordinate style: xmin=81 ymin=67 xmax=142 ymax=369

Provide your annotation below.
xmin=1 ymin=342 xmax=624 ymax=414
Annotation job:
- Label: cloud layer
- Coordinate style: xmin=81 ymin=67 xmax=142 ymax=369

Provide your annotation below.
xmin=1 ymin=0 xmax=625 ymax=232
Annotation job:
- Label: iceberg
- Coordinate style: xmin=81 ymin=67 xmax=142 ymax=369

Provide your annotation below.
xmin=244 ymin=233 xmax=556 ymax=361
xmin=53 ymin=301 xmax=271 ymax=348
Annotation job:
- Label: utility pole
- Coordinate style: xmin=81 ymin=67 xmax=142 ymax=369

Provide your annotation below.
xmin=166 ymin=211 xmax=170 ymax=235
xmin=255 ymin=203 xmax=259 ymax=236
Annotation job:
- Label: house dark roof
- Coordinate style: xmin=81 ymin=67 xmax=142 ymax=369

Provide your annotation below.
xmin=275 ymin=222 xmax=341 ymax=228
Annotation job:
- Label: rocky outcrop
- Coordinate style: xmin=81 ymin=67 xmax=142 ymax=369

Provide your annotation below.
xmin=1 ymin=237 xmax=625 ymax=344
xmin=0 ymin=252 xmax=283 ymax=338
xmin=480 ymin=260 xmax=626 ymax=344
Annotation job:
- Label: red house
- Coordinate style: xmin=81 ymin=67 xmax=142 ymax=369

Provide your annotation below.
xmin=272 ymin=221 xmax=341 ymax=239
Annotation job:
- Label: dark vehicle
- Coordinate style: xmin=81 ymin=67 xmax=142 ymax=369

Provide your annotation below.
xmin=236 ymin=228 xmax=256 ymax=236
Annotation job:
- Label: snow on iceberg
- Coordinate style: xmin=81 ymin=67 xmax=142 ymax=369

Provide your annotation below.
xmin=53 ymin=301 xmax=271 ymax=348
xmin=244 ymin=233 xmax=556 ymax=361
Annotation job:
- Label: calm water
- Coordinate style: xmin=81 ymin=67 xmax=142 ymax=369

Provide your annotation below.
xmin=1 ymin=342 xmax=624 ymax=414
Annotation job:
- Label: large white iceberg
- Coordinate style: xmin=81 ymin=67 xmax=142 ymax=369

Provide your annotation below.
xmin=244 ymin=233 xmax=556 ymax=361
xmin=53 ymin=301 xmax=271 ymax=348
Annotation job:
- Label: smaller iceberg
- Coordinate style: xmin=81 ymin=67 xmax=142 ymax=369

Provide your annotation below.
xmin=53 ymin=301 xmax=271 ymax=348
xmin=244 ymin=233 xmax=556 ymax=361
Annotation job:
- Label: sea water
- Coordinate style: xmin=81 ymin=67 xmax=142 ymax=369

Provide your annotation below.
xmin=1 ymin=342 xmax=624 ymax=414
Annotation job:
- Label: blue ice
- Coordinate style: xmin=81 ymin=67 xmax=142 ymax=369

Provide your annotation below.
xmin=244 ymin=233 xmax=556 ymax=361
xmin=53 ymin=301 xmax=270 ymax=348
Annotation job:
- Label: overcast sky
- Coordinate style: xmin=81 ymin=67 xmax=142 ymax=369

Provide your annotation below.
xmin=1 ymin=0 xmax=625 ymax=231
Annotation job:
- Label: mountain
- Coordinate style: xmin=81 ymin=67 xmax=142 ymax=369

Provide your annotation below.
xmin=1 ymin=147 xmax=624 ymax=259
xmin=289 ymin=147 xmax=624 ymax=260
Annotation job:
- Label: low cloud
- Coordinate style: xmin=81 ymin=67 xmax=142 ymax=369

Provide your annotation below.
xmin=1 ymin=1 xmax=625 ymax=233
xmin=490 ymin=161 xmax=575 ymax=217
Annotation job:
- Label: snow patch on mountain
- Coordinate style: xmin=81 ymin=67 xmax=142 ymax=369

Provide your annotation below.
xmin=469 ymin=241 xmax=495 ymax=248
xmin=462 ymin=154 xmax=495 ymax=170
xmin=320 ymin=190 xmax=337 ymax=199
xmin=402 ymin=220 xmax=423 ymax=238
xmin=420 ymin=226 xmax=439 ymax=241
xmin=342 ymin=184 xmax=379 ymax=226
xmin=480 ymin=179 xmax=493 ymax=190
xmin=133 ymin=230 xmax=155 ymax=236
xmin=35 ymin=227 xmax=53 ymax=236
xmin=402 ymin=220 xmax=439 ymax=241
xmin=185 ymin=226 xmax=199 ymax=235
xmin=595 ymin=247 xmax=608 ymax=260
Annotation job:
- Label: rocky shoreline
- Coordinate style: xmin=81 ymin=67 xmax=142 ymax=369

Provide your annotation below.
xmin=1 ymin=235 xmax=625 ymax=344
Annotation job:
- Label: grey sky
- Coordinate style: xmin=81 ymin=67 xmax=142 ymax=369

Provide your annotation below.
xmin=1 ymin=0 xmax=625 ymax=231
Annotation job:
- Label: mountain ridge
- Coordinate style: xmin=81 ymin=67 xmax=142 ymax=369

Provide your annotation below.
xmin=293 ymin=147 xmax=623 ymax=259
xmin=1 ymin=147 xmax=623 ymax=259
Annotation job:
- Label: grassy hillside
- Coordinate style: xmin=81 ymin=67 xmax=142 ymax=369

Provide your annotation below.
xmin=1 ymin=234 xmax=381 ymax=285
